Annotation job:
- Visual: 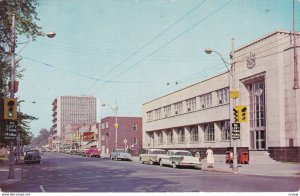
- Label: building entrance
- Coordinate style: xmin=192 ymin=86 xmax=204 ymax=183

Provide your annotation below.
xmin=247 ymin=79 xmax=266 ymax=150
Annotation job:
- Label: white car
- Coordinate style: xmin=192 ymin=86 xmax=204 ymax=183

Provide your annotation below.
xmin=110 ymin=149 xmax=132 ymax=161
xmin=139 ymin=149 xmax=166 ymax=165
xmin=159 ymin=150 xmax=202 ymax=169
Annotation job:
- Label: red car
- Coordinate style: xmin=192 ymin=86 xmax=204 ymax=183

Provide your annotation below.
xmin=85 ymin=147 xmax=100 ymax=158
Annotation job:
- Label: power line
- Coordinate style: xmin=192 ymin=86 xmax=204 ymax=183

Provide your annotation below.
xmin=84 ymin=0 xmax=208 ymax=93
xmin=99 ymin=0 xmax=233 ymax=90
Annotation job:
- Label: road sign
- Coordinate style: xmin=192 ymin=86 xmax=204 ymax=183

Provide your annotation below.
xmin=231 ymin=123 xmax=240 ymax=140
xmin=230 ymin=90 xmax=239 ymax=99
xmin=114 ymin=123 xmax=118 ymax=129
xmin=5 ymin=120 xmax=17 ymax=140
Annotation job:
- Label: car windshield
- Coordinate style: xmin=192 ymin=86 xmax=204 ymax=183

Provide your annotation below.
xmin=26 ymin=151 xmax=39 ymax=155
xmin=175 ymin=151 xmax=192 ymax=156
xmin=152 ymin=150 xmax=166 ymax=154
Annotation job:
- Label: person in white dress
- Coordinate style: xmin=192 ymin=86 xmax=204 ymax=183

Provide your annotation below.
xmin=206 ymin=147 xmax=214 ymax=168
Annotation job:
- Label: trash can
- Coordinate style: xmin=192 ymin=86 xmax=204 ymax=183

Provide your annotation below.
xmin=225 ymin=151 xmax=233 ymax=163
xmin=239 ymin=151 xmax=249 ymax=164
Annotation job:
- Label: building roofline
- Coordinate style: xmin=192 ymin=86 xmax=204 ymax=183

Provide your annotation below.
xmin=233 ymin=30 xmax=300 ymax=53
xmin=142 ymin=71 xmax=228 ymax=105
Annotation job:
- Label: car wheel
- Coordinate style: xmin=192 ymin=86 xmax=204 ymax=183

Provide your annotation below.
xmin=140 ymin=158 xmax=144 ymax=164
xmin=172 ymin=162 xmax=177 ymax=168
xmin=149 ymin=160 xmax=154 ymax=165
xmin=159 ymin=160 xmax=163 ymax=167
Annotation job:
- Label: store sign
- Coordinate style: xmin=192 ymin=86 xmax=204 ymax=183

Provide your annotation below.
xmin=82 ymin=132 xmax=95 ymax=141
xmin=5 ymin=120 xmax=17 ymax=140
xmin=232 ymin=123 xmax=240 ymax=140
xmin=246 ymin=52 xmax=256 ymax=69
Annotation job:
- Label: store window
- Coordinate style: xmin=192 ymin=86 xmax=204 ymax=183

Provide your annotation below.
xmin=221 ymin=120 xmax=230 ymax=141
xmin=204 ymin=123 xmax=215 ymax=141
xmin=167 ymin=129 xmax=173 ymax=144
xmin=177 ymin=127 xmax=185 ymax=143
xmin=190 ymin=125 xmax=199 ymax=142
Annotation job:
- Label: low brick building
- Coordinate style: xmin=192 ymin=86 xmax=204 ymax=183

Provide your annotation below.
xmin=100 ymin=116 xmax=142 ymax=155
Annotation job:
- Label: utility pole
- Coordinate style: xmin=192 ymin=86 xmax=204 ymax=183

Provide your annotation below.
xmin=293 ymin=0 xmax=299 ymax=89
xmin=8 ymin=14 xmax=16 ymax=179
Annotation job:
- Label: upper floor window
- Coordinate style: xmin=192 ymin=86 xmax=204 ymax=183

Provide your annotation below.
xmin=147 ymin=111 xmax=153 ymax=121
xmin=105 ymin=122 xmax=109 ymax=128
xmin=133 ymin=137 xmax=138 ymax=145
xmin=186 ymin=97 xmax=197 ymax=112
xmin=154 ymin=108 xmax=161 ymax=120
xmin=174 ymin=101 xmax=183 ymax=115
xmin=163 ymin=105 xmax=171 ymax=117
xmin=200 ymin=93 xmax=212 ymax=109
xmin=132 ymin=124 xmax=137 ymax=131
xmin=216 ymin=87 xmax=229 ymax=105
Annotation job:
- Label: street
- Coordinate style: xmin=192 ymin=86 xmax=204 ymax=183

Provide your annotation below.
xmin=1 ymin=152 xmax=300 ymax=192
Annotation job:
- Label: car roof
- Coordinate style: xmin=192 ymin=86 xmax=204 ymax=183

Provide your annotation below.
xmin=167 ymin=150 xmax=190 ymax=153
xmin=147 ymin=149 xmax=165 ymax=151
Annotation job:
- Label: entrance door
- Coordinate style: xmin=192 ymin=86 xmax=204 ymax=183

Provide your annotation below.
xmin=255 ymin=130 xmax=266 ymax=150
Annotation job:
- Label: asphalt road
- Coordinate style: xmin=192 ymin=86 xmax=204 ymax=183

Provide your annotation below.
xmin=2 ymin=152 xmax=300 ymax=192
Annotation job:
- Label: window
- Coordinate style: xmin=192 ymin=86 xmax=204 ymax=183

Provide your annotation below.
xmin=200 ymin=93 xmax=212 ymax=108
xmin=154 ymin=108 xmax=161 ymax=120
xmin=133 ymin=137 xmax=138 ymax=145
xmin=101 ymin=123 xmax=105 ymax=129
xmin=204 ymin=123 xmax=214 ymax=141
xmin=157 ymin=131 xmax=163 ymax=144
xmin=105 ymin=122 xmax=109 ymax=128
xmin=177 ymin=127 xmax=185 ymax=143
xmin=216 ymin=87 xmax=229 ymax=104
xmin=147 ymin=111 xmax=153 ymax=121
xmin=167 ymin=129 xmax=173 ymax=144
xmin=163 ymin=105 xmax=171 ymax=117
xmin=248 ymin=80 xmax=265 ymax=128
xmin=190 ymin=126 xmax=199 ymax=142
xmin=186 ymin=97 xmax=197 ymax=112
xmin=101 ymin=134 xmax=106 ymax=141
xmin=221 ymin=120 xmax=230 ymax=141
xmin=132 ymin=124 xmax=137 ymax=131
xmin=174 ymin=101 xmax=183 ymax=115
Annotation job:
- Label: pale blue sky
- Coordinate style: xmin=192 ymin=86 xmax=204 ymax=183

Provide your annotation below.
xmin=17 ymin=0 xmax=299 ymax=136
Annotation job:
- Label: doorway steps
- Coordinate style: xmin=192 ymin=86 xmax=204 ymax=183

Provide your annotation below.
xmin=249 ymin=151 xmax=278 ymax=164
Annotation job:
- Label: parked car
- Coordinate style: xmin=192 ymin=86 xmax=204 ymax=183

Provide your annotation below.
xmin=86 ymin=147 xmax=100 ymax=158
xmin=24 ymin=150 xmax=41 ymax=164
xmin=139 ymin=148 xmax=166 ymax=165
xmin=159 ymin=150 xmax=201 ymax=169
xmin=110 ymin=149 xmax=132 ymax=161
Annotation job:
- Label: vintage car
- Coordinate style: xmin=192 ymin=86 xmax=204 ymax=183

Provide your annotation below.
xmin=24 ymin=149 xmax=41 ymax=164
xmin=110 ymin=149 xmax=132 ymax=161
xmin=159 ymin=150 xmax=201 ymax=169
xmin=139 ymin=148 xmax=166 ymax=165
xmin=86 ymin=146 xmax=101 ymax=158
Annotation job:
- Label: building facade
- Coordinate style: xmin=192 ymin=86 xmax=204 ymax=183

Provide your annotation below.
xmin=100 ymin=117 xmax=142 ymax=155
xmin=142 ymin=30 xmax=300 ymax=162
xmin=51 ymin=96 xmax=97 ymax=150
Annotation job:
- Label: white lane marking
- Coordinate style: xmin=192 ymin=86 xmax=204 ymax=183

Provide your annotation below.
xmin=40 ymin=185 xmax=46 ymax=192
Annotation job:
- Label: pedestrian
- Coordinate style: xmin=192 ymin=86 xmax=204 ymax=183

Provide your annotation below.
xmin=206 ymin=147 xmax=214 ymax=168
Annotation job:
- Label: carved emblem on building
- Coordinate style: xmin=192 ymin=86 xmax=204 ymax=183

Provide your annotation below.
xmin=246 ymin=52 xmax=256 ymax=69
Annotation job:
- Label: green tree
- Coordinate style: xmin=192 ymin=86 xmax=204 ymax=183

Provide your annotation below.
xmin=0 ymin=0 xmax=42 ymax=145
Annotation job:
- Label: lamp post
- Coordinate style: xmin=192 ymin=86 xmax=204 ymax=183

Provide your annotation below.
xmin=8 ymin=14 xmax=56 ymax=179
xmin=102 ymin=101 xmax=118 ymax=150
xmin=204 ymin=47 xmax=238 ymax=172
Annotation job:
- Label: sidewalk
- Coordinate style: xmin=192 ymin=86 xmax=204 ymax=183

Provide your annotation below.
xmin=131 ymin=156 xmax=300 ymax=177
xmin=0 ymin=158 xmax=23 ymax=186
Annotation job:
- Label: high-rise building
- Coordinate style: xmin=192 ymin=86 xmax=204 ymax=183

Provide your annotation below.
xmin=51 ymin=96 xmax=97 ymax=149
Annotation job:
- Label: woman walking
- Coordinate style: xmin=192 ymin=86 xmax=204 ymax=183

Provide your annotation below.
xmin=206 ymin=147 xmax=214 ymax=168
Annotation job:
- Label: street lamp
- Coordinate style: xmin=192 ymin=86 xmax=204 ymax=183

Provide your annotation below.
xmin=8 ymin=13 xmax=56 ymax=179
xmin=205 ymin=47 xmax=238 ymax=173
xmin=102 ymin=101 xmax=118 ymax=150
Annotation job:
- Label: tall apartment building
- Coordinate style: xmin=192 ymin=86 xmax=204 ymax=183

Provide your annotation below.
xmin=51 ymin=96 xmax=97 ymax=149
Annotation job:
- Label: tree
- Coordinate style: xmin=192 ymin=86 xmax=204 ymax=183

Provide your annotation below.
xmin=0 ymin=0 xmax=43 ymax=145
xmin=31 ymin=128 xmax=50 ymax=147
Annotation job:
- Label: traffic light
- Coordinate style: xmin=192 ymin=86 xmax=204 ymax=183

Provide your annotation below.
xmin=4 ymin=98 xmax=17 ymax=120
xmin=239 ymin=106 xmax=248 ymax=122
xmin=233 ymin=105 xmax=248 ymax=123
xmin=233 ymin=107 xmax=239 ymax=122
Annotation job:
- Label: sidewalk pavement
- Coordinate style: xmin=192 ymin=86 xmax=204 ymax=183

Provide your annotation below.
xmin=0 ymin=158 xmax=23 ymax=187
xmin=130 ymin=156 xmax=300 ymax=177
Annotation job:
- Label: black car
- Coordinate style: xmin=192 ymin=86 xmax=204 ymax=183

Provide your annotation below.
xmin=24 ymin=150 xmax=41 ymax=164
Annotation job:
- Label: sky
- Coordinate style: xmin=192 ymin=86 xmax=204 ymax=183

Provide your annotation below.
xmin=16 ymin=0 xmax=300 ymax=136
